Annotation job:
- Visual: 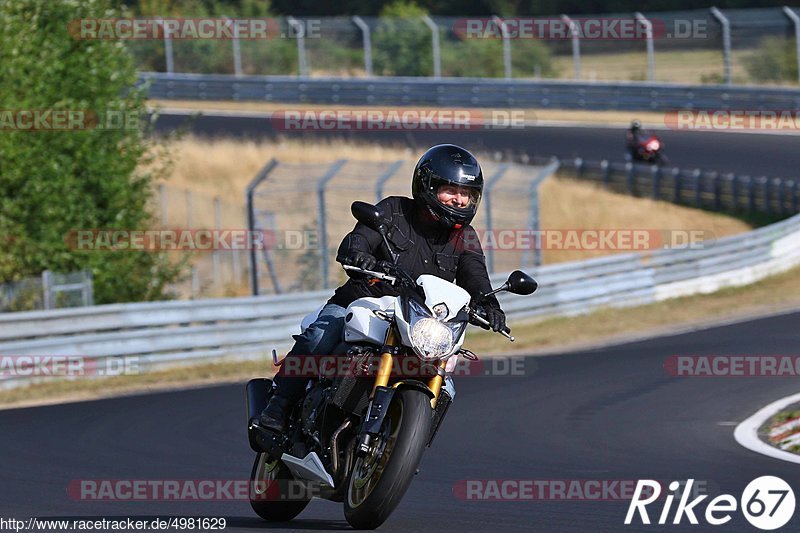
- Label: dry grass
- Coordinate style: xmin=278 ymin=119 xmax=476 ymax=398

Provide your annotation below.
xmin=539 ymin=175 xmax=751 ymax=263
xmin=155 ymin=136 xmax=417 ymax=205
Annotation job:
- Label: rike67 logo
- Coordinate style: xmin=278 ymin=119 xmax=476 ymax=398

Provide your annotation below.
xmin=625 ymin=477 xmax=795 ymax=530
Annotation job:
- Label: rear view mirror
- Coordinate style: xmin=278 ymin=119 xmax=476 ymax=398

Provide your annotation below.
xmin=351 ymin=201 xmax=387 ymax=235
xmin=505 ymin=270 xmax=538 ymax=295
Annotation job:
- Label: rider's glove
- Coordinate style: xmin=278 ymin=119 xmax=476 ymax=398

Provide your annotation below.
xmin=471 ymin=305 xmax=506 ymax=333
xmin=344 ymin=251 xmax=377 ymax=271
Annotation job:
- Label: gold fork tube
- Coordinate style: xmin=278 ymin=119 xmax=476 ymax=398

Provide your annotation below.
xmin=372 ymin=327 xmax=397 ymax=396
xmin=427 ymin=360 xmax=448 ymax=407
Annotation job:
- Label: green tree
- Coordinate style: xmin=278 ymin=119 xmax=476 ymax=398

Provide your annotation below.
xmin=0 ymin=0 xmax=184 ymax=303
xmin=743 ymin=36 xmax=797 ymax=84
xmin=373 ymin=1 xmax=432 ymax=76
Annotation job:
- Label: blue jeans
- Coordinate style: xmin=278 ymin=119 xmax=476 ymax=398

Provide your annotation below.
xmin=273 ymin=303 xmax=348 ymax=401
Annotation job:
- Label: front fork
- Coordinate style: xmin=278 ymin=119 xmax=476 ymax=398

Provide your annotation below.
xmin=356 ymin=326 xmax=444 ymax=455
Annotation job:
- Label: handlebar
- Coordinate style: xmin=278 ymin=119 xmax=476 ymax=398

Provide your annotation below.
xmin=342 ymin=264 xmax=398 ymax=284
xmin=342 ymin=263 xmax=514 ymax=342
xmin=468 ymin=307 xmax=514 ymax=342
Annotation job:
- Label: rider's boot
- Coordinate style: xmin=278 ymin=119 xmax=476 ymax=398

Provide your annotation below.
xmin=257 ymin=369 xmax=307 ymax=435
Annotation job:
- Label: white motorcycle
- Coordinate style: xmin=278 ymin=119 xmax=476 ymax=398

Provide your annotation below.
xmin=246 ymin=201 xmax=538 ymax=529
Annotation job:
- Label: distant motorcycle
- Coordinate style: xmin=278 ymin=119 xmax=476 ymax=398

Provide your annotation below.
xmin=626 ymin=132 xmax=669 ymax=165
xmin=245 ymin=201 xmax=538 ymax=529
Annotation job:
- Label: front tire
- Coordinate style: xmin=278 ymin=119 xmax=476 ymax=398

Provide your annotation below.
xmin=344 ymin=388 xmax=433 ymax=529
xmin=249 ymin=452 xmax=310 ymax=522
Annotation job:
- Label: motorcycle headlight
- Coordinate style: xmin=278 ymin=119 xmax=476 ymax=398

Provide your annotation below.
xmin=407 ymin=299 xmax=459 ymax=361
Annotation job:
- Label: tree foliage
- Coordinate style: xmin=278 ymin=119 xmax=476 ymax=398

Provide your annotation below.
xmin=0 ymin=0 xmax=184 ymax=303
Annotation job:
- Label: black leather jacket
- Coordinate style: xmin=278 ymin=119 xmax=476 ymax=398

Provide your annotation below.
xmin=327 ymin=196 xmax=501 ymax=312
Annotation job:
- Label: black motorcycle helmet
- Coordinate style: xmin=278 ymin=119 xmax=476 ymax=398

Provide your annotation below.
xmin=411 ymin=144 xmax=483 ymax=229
xmin=630 ymin=119 xmax=642 ymax=131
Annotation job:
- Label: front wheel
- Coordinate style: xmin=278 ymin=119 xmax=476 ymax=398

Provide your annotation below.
xmin=344 ymin=388 xmax=433 ymax=529
xmin=249 ymin=452 xmax=310 ymax=522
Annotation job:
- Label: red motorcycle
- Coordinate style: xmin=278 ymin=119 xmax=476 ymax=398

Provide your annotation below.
xmin=626 ymin=132 xmax=669 ymax=165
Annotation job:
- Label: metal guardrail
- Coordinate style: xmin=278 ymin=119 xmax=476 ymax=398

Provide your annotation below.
xmin=1 ymin=211 xmax=798 ymax=389
xmin=140 ymin=72 xmax=800 ymax=112
xmin=548 ymin=156 xmax=800 ymax=216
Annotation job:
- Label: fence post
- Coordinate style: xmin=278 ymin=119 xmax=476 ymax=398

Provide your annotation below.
xmin=159 ymin=184 xmax=167 ymax=226
xmin=287 ymin=17 xmax=309 ymax=77
xmin=779 ymin=178 xmax=788 ymax=216
xmin=246 ymin=159 xmax=279 ymax=296
xmin=185 ymin=190 xmax=192 ymax=228
xmin=561 ymin=15 xmax=581 ymax=79
xmin=493 ymin=16 xmax=512 ymax=79
xmin=635 ymin=12 xmax=655 ymax=81
xmin=233 ymin=208 xmax=243 ymax=286
xmin=191 ymin=267 xmax=199 ymax=298
xmin=729 ymin=173 xmax=739 ymax=211
xmin=783 ymin=7 xmax=800 ymax=84
xmin=710 ymin=7 xmax=732 ymax=85
xmin=525 ymin=159 xmax=560 ymax=268
xmin=625 ymin=162 xmax=635 ymax=194
xmin=600 ymin=159 xmax=610 ymax=186
xmin=352 ymin=16 xmax=373 ymax=76
xmin=159 ymin=18 xmax=175 ymax=74
xmin=213 ymin=196 xmax=222 ymax=287
xmin=574 ymin=157 xmax=584 ymax=178
xmin=693 ymin=169 xmax=702 ymax=207
xmin=227 ymin=15 xmax=243 ymax=77
xmin=375 ymin=160 xmax=404 ymax=202
xmin=762 ymin=177 xmax=771 ymax=215
xmin=317 ymin=160 xmax=348 ymax=290
xmin=793 ymin=179 xmax=799 ymax=213
xmin=745 ymin=176 xmax=755 ymax=213
xmin=421 ymin=16 xmax=441 ymax=79
xmin=42 ymin=270 xmax=53 ymax=310
xmin=484 ymin=164 xmax=511 ymax=273
xmin=83 ymin=270 xmax=94 ymax=307
xmin=651 ymin=164 xmax=661 ymax=200
xmin=672 ymin=168 xmax=682 ymax=203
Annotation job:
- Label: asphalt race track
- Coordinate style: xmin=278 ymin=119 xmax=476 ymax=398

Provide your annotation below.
xmin=2 ymin=310 xmax=800 ymax=532
xmin=153 ymin=111 xmax=800 ymax=179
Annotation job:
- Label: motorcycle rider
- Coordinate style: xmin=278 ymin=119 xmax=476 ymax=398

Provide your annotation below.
xmin=257 ymin=144 xmax=507 ymax=435
xmin=626 ymin=119 xmax=652 ymax=160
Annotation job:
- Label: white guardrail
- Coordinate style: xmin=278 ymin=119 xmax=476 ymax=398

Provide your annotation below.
xmin=1 ymin=212 xmax=799 ymax=389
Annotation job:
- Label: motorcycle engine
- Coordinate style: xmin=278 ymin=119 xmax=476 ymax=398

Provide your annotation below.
xmin=301 ymin=383 xmax=328 ymax=434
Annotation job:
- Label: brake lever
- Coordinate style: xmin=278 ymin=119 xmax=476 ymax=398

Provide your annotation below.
xmin=468 ymin=308 xmax=514 ymax=342
xmin=342 ymin=264 xmax=398 ymax=284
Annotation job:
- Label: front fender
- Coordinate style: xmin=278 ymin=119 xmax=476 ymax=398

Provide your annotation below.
xmin=361 ymin=381 xmax=434 ymax=436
